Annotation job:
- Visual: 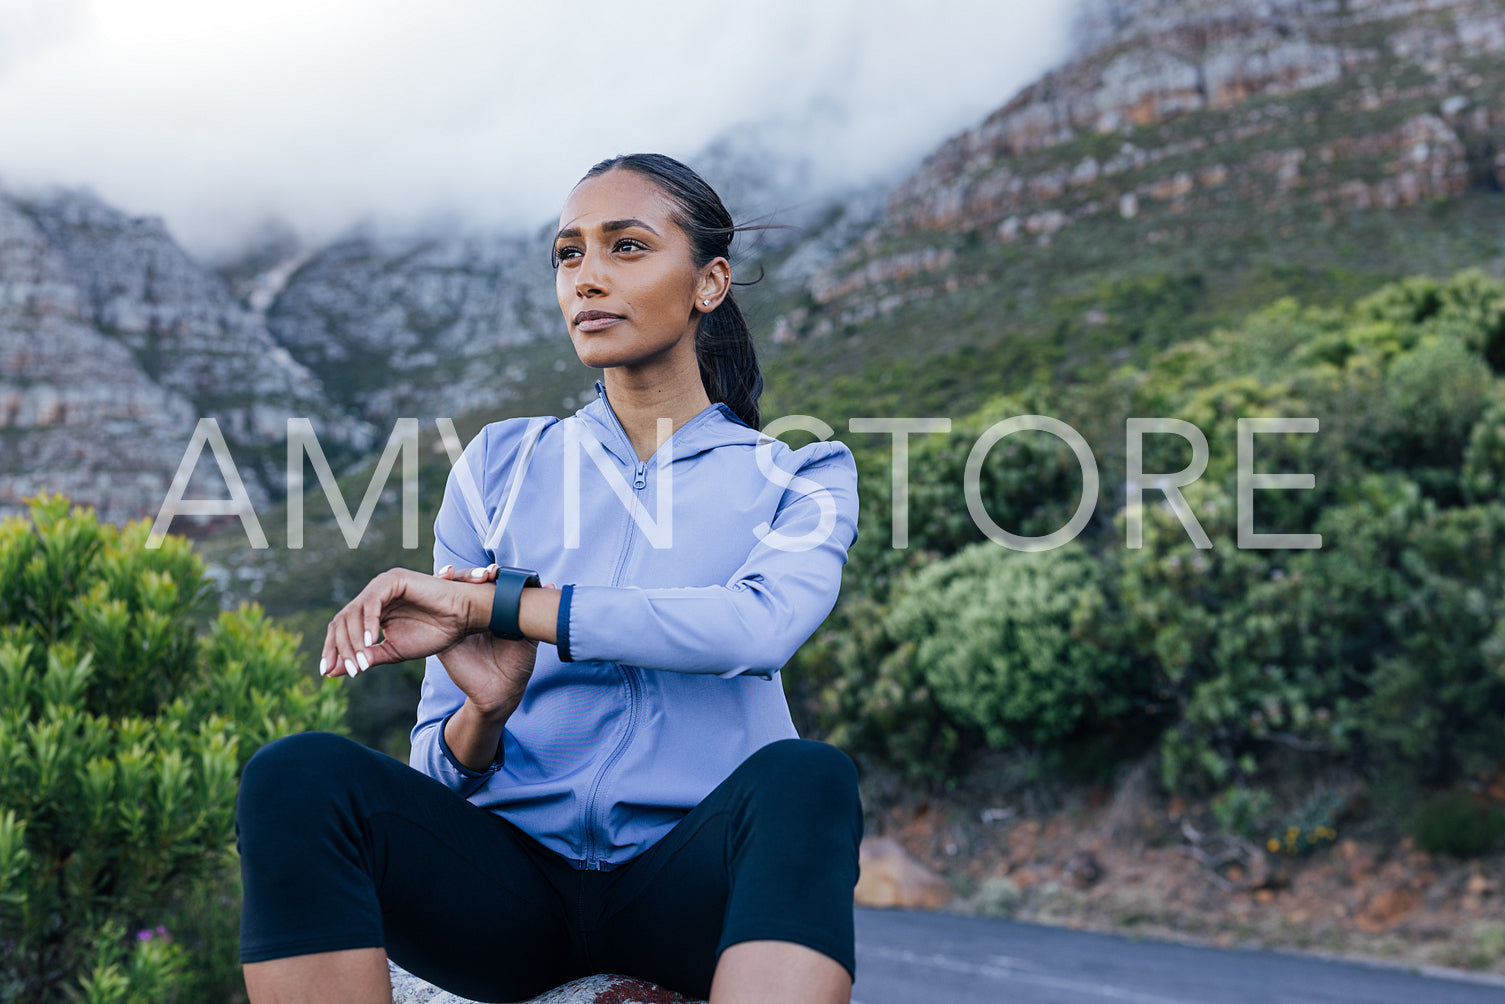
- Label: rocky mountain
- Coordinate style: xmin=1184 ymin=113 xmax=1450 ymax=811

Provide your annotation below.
xmin=0 ymin=133 xmax=877 ymax=527
xmin=0 ymin=188 xmax=373 ymax=525
xmin=9 ymin=0 xmax=1505 ymax=527
xmin=257 ymin=227 xmax=561 ymax=424
xmin=775 ymin=0 xmax=1505 ymax=365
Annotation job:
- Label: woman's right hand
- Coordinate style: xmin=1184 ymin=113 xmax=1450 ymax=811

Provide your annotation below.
xmin=320 ymin=565 xmax=492 ymax=678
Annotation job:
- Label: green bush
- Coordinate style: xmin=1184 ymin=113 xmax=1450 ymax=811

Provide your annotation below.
xmin=1409 ymin=789 xmax=1505 ymax=858
xmin=1462 ymin=401 xmax=1505 ymax=503
xmin=1264 ymin=786 xmax=1344 ymax=858
xmin=0 ymin=495 xmax=345 ymax=1003
xmin=1210 ymin=784 xmax=1274 ymax=839
xmin=891 ymin=542 xmax=1137 ymax=751
xmin=816 ymin=541 xmax=1141 ymax=773
xmin=1355 ymin=502 xmax=1505 ymax=781
xmin=799 ymin=271 xmax=1505 ymax=800
xmin=1375 ymin=335 xmax=1496 ymax=503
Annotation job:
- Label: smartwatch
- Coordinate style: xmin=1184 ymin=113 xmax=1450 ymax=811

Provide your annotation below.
xmin=489 ymin=566 xmax=541 ymax=640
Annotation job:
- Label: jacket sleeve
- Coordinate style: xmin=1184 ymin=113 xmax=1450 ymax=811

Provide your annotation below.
xmin=559 ymin=440 xmax=859 ymax=680
xmin=408 ymin=420 xmax=533 ymax=792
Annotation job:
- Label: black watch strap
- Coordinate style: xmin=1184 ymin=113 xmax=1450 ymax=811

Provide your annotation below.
xmin=489 ymin=566 xmax=541 ymax=640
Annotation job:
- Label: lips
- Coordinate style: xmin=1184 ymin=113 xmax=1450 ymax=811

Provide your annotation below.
xmin=574 ymin=310 xmax=624 ymax=332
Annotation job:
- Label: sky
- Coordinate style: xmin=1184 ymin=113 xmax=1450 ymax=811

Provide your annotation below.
xmin=0 ymin=1 xmax=1082 ymax=259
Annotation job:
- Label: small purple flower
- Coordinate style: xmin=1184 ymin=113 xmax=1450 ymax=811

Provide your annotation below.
xmin=136 ymin=929 xmax=152 ymax=942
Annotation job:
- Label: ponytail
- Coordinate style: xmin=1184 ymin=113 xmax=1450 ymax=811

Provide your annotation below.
xmin=696 ymin=295 xmax=762 ymax=429
xmin=579 ymin=153 xmax=771 ymax=430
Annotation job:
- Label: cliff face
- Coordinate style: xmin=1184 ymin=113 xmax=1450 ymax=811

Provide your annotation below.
xmin=794 ymin=0 xmax=1505 ymax=332
xmin=263 ymin=227 xmax=560 ymax=425
xmin=0 ymin=189 xmax=372 ymax=525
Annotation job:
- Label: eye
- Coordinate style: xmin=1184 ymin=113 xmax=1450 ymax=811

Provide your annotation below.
xmin=614 ymin=238 xmax=648 ymax=253
xmin=551 ymin=245 xmax=581 ymax=268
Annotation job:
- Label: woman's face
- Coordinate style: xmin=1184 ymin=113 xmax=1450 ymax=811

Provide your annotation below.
xmin=553 ymin=169 xmax=717 ymax=374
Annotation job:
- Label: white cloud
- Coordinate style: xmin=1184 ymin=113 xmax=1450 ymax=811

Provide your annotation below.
xmin=0 ymin=0 xmax=1079 ymax=257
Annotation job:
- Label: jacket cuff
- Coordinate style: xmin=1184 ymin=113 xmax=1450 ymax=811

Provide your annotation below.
xmin=437 ymin=709 xmax=503 ymax=777
xmin=556 ymin=583 xmax=574 ymax=662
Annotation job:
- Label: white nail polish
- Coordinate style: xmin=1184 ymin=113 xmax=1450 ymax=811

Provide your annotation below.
xmin=364 ymin=630 xmax=373 ymax=648
xmin=345 ymin=658 xmax=358 ymax=676
xmin=471 ymin=568 xmax=485 ymax=580
xmin=440 ymin=564 xmax=453 ymax=576
xmin=356 ymin=651 xmax=370 ymax=672
xmin=318 ymin=657 xmax=327 ymax=675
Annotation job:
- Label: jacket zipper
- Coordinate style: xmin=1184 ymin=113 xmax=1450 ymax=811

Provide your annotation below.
xmin=582 ymin=404 xmax=650 ymax=869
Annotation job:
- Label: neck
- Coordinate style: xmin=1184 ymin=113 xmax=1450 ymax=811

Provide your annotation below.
xmin=601 ymin=361 xmax=713 ymax=462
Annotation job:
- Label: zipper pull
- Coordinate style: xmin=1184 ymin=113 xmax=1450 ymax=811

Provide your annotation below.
xmin=633 ymin=461 xmax=647 ymax=490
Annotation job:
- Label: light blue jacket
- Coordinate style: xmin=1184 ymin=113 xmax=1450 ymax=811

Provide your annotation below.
xmin=410 ymin=382 xmax=859 ymax=870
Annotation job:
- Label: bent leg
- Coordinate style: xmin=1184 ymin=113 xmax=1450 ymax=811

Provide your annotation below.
xmin=710 ymin=941 xmax=851 ymax=1004
xmin=588 ymin=738 xmax=864 ymax=1000
xmin=244 ymin=947 xmax=390 ymax=1004
xmin=236 ymin=731 xmax=586 ymax=1002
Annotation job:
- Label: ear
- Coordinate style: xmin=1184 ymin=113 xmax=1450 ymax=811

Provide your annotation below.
xmin=694 ymin=257 xmax=731 ymax=312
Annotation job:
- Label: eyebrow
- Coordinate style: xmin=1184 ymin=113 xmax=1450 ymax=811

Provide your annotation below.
xmin=554 ymin=218 xmax=661 ymax=242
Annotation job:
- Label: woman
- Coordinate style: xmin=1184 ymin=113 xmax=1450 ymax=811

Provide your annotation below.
xmin=235 ymin=153 xmax=863 ymax=1004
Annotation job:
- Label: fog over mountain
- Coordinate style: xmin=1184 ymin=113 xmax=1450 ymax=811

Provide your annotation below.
xmin=0 ymin=0 xmax=1079 ymax=257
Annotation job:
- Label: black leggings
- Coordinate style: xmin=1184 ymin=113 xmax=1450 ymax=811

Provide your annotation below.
xmin=236 ymin=732 xmax=863 ymax=1002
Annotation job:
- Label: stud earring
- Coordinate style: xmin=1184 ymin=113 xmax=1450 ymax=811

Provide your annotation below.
xmin=702 ymin=299 xmax=711 ymax=306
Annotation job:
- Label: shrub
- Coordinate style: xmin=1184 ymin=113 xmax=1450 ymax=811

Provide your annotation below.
xmin=1375 ymin=335 xmax=1496 ymax=503
xmin=1409 ymin=789 xmax=1505 ymax=858
xmin=1462 ymin=401 xmax=1505 ymax=503
xmin=0 ymin=495 xmax=345 ymax=1002
xmin=1211 ymin=785 xmax=1274 ymax=839
xmin=1355 ymin=502 xmax=1505 ymax=781
xmin=881 ymin=542 xmax=1138 ymax=752
xmin=1264 ymin=787 xmax=1345 ymax=858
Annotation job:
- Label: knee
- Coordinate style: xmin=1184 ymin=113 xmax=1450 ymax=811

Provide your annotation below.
xmin=743 ymin=739 xmax=861 ymax=819
xmin=238 ymin=731 xmax=359 ymax=819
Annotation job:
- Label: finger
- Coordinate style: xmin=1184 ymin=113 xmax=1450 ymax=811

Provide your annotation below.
xmin=358 ymin=594 xmax=383 ymax=672
xmin=458 ymin=563 xmax=498 ymax=583
xmin=319 ymin=618 xmax=340 ymax=678
xmin=436 ymin=564 xmax=455 ymax=579
xmin=348 ymin=568 xmax=404 ymax=675
xmin=331 ymin=605 xmax=361 ymax=678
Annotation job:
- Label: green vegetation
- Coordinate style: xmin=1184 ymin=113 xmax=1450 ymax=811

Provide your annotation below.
xmin=0 ymin=495 xmax=345 ymax=1002
xmin=1409 ymin=789 xmax=1505 ymax=858
xmin=198 ymin=266 xmax=1505 ymax=854
xmin=787 ymin=271 xmax=1505 ymax=826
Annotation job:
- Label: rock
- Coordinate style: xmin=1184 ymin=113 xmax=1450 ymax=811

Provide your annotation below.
xmin=853 ymin=835 xmax=954 ymax=909
xmin=389 ymin=964 xmax=705 ymax=1004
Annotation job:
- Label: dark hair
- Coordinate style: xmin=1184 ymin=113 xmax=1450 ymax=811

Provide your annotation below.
xmin=576 ymin=152 xmax=764 ymax=429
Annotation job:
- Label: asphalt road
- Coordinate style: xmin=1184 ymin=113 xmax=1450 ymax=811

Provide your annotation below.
xmin=850 ymin=908 xmax=1505 ymax=1004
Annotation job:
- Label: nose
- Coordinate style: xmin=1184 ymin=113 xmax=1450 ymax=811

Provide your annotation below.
xmin=573 ymin=246 xmax=608 ymax=299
